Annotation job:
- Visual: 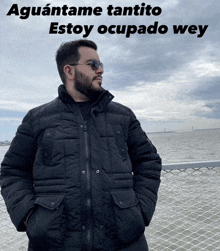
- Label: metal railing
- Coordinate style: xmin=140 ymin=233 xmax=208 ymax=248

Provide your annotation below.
xmin=162 ymin=160 xmax=220 ymax=170
xmin=146 ymin=160 xmax=220 ymax=251
xmin=0 ymin=161 xmax=220 ymax=251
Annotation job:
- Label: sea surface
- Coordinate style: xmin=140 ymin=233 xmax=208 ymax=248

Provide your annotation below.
xmin=0 ymin=128 xmax=220 ymax=164
xmin=147 ymin=128 xmax=220 ymax=164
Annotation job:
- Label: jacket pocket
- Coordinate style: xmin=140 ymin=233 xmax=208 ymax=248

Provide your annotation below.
xmin=111 ymin=189 xmax=145 ymax=245
xmin=38 ymin=128 xmax=56 ymax=166
xmin=112 ymin=125 xmax=128 ymax=161
xmin=26 ymin=195 xmax=65 ymax=251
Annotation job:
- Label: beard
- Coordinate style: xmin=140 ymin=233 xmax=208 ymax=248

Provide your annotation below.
xmin=74 ymin=68 xmax=103 ymax=100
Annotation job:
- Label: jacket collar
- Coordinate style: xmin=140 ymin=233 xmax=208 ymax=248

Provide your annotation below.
xmin=58 ymin=84 xmax=114 ymax=112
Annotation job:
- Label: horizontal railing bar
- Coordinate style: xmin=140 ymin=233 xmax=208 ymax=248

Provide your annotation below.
xmin=162 ymin=160 xmax=220 ymax=170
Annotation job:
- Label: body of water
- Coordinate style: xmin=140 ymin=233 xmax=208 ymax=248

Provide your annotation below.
xmin=148 ymin=128 xmax=220 ymax=164
xmin=1 ymin=128 xmax=219 ymax=164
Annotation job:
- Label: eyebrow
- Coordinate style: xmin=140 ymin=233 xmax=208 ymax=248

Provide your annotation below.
xmin=85 ymin=59 xmax=93 ymax=63
xmin=85 ymin=59 xmax=100 ymax=63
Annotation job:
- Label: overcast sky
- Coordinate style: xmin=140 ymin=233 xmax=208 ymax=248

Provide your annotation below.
xmin=1 ymin=0 xmax=220 ymax=140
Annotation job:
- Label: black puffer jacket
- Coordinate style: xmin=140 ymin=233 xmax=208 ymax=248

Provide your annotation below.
xmin=1 ymin=85 xmax=161 ymax=251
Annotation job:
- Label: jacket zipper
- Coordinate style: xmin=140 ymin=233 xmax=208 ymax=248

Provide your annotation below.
xmin=83 ymin=124 xmax=92 ymax=250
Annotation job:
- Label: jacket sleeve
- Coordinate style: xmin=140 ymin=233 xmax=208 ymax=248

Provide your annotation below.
xmin=127 ymin=109 xmax=162 ymax=226
xmin=0 ymin=111 xmax=37 ymax=231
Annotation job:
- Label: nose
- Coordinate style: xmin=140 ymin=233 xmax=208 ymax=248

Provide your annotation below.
xmin=95 ymin=65 xmax=104 ymax=75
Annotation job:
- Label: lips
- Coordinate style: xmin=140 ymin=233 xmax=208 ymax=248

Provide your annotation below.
xmin=93 ymin=76 xmax=102 ymax=81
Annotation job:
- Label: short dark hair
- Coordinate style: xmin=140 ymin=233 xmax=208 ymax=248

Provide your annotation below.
xmin=56 ymin=40 xmax=97 ymax=84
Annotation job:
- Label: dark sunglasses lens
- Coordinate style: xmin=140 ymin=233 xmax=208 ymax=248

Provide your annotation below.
xmin=91 ymin=60 xmax=103 ymax=70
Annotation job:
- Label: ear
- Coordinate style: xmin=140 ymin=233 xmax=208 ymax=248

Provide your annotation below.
xmin=63 ymin=65 xmax=75 ymax=81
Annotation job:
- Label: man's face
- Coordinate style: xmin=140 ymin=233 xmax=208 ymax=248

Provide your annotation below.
xmin=74 ymin=46 xmax=104 ymax=100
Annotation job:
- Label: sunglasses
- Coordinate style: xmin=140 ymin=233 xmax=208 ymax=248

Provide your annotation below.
xmin=69 ymin=59 xmax=103 ymax=71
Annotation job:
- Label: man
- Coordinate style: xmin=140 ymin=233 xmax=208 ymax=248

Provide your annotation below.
xmin=0 ymin=40 xmax=161 ymax=251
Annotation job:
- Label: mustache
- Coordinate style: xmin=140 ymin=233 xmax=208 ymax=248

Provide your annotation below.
xmin=93 ymin=76 xmax=102 ymax=81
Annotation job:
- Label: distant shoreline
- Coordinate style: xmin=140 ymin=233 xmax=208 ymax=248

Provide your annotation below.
xmin=148 ymin=127 xmax=220 ymax=134
xmin=1 ymin=127 xmax=220 ymax=143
